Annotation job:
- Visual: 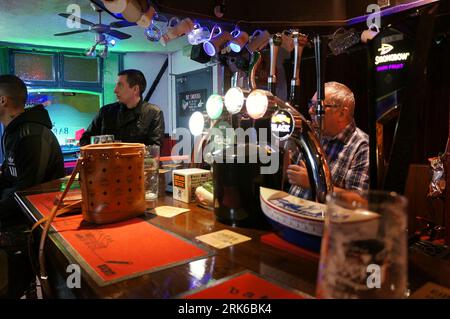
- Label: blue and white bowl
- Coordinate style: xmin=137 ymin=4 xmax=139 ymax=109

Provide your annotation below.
xmin=260 ymin=187 xmax=325 ymax=252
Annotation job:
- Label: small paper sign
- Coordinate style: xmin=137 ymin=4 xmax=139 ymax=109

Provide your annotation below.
xmin=153 ymin=206 xmax=190 ymax=218
xmin=196 ymin=230 xmax=251 ymax=249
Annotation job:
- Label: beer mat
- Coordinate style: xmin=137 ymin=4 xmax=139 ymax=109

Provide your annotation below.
xmin=152 ymin=206 xmax=190 ymax=218
xmin=196 ymin=230 xmax=251 ymax=249
xmin=409 ymin=282 xmax=450 ymax=299
xmin=25 ymin=192 xmax=212 ymax=286
xmin=261 ymin=233 xmax=320 ymax=261
xmin=179 ymin=271 xmax=309 ymax=299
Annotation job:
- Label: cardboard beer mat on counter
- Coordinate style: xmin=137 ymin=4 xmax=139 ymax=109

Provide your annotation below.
xmin=409 ymin=282 xmax=450 ymax=299
xmin=178 ymin=271 xmax=311 ymax=299
xmin=151 ymin=206 xmax=190 ymax=218
xmin=25 ymin=192 xmax=212 ymax=286
xmin=260 ymin=233 xmax=320 ymax=261
xmin=196 ymin=229 xmax=251 ymax=249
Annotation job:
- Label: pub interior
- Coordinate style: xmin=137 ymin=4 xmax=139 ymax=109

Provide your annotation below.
xmin=0 ymin=0 xmax=449 ymax=302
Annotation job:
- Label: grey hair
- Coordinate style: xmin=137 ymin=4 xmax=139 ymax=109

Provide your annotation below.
xmin=325 ymin=81 xmax=355 ymax=118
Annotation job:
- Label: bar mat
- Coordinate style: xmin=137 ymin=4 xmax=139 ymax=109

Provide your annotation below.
xmin=261 ymin=233 xmax=320 ymax=261
xmin=26 ymin=192 xmax=211 ymax=286
xmin=179 ymin=271 xmax=310 ymax=299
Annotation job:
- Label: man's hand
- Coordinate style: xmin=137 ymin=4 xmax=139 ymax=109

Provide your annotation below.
xmin=286 ymin=161 xmax=311 ymax=189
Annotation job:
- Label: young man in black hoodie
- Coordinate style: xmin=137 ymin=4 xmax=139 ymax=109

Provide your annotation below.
xmin=0 ymin=74 xmax=64 ymax=297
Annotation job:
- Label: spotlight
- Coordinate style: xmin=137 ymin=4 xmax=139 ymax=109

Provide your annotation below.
xmin=189 ymin=111 xmax=205 ymax=136
xmin=108 ymin=38 xmax=116 ymax=46
xmin=246 ymin=89 xmax=271 ymax=119
xmin=206 ymin=94 xmax=224 ymax=120
xmin=224 ymin=87 xmax=244 ymax=114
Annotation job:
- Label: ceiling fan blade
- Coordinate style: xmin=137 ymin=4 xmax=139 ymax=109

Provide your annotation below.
xmin=58 ymin=13 xmax=95 ymax=26
xmin=106 ymin=30 xmax=132 ymax=40
xmin=89 ymin=0 xmax=124 ymax=20
xmin=110 ymin=20 xmax=137 ymax=28
xmin=54 ymin=29 xmax=90 ymax=36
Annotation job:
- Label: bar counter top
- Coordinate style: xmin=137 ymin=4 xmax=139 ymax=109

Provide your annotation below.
xmin=14 ymin=178 xmax=450 ymax=299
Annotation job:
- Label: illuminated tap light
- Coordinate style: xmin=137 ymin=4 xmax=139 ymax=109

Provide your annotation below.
xmin=206 ymin=94 xmax=224 ymax=120
xmin=246 ymin=89 xmax=270 ymax=119
xmin=189 ymin=111 xmax=205 ymax=136
xmin=224 ymin=87 xmax=244 ymax=114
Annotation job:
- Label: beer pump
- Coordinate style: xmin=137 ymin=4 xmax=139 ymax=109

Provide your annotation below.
xmin=289 ymin=31 xmax=308 ymax=108
xmin=313 ymin=35 xmax=326 ymax=140
xmin=268 ymin=33 xmax=282 ymax=95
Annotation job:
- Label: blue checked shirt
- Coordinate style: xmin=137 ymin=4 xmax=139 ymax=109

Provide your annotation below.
xmin=289 ymin=121 xmax=369 ymax=200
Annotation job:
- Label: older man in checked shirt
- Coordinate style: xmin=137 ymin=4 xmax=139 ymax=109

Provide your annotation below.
xmin=287 ymin=82 xmax=369 ymax=199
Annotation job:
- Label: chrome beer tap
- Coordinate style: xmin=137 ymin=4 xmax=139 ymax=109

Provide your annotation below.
xmin=313 ymin=35 xmax=325 ymax=140
xmin=268 ymin=33 xmax=282 ymax=95
xmin=289 ymin=31 xmax=308 ymax=108
xmin=247 ymin=92 xmax=333 ymax=202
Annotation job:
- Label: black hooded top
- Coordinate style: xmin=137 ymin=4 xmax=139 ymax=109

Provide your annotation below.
xmin=0 ymin=105 xmax=64 ymax=225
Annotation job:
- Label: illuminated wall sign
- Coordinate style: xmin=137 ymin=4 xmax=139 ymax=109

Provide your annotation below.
xmin=375 ymin=43 xmax=410 ymax=65
xmin=271 ymin=110 xmax=294 ymax=140
xmin=375 ymin=52 xmax=410 ymax=65
xmin=373 ymin=28 xmax=412 ymax=112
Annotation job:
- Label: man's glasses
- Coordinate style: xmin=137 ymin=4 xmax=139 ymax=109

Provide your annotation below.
xmin=308 ymin=100 xmax=340 ymax=110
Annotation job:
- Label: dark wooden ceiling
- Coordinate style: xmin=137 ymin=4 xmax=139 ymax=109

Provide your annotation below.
xmin=153 ymin=0 xmax=441 ymax=28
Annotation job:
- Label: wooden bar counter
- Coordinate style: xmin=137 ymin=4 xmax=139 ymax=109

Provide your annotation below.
xmin=14 ymin=178 xmax=450 ymax=299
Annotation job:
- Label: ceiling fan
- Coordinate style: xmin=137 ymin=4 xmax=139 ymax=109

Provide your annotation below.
xmin=54 ymin=0 xmax=136 ymax=56
xmin=54 ymin=1 xmax=136 ymax=39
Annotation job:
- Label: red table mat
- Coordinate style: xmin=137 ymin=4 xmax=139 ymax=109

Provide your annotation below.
xmin=26 ymin=192 xmax=210 ymax=286
xmin=261 ymin=233 xmax=320 ymax=261
xmin=183 ymin=271 xmax=308 ymax=299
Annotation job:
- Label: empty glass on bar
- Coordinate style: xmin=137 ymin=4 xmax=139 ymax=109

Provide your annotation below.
xmin=144 ymin=145 xmax=160 ymax=205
